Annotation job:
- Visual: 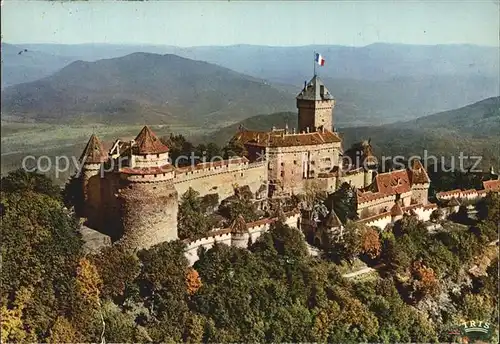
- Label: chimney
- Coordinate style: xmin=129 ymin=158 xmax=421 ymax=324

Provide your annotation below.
xmin=306 ymin=127 xmax=310 ymax=133
xmin=292 ymin=128 xmax=296 ymax=134
xmin=304 ymin=80 xmax=307 ymax=90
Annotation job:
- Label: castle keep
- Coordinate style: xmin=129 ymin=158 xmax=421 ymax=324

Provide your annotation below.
xmin=78 ymin=75 xmax=433 ymax=250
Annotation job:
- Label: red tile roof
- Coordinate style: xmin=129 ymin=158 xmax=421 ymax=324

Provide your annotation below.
xmin=80 ymin=134 xmax=108 ymax=164
xmin=375 ymin=169 xmax=412 ymax=195
xmin=357 ymin=169 xmax=418 ymax=204
xmin=483 ymin=179 xmax=500 ymax=192
xmin=134 ymin=126 xmax=169 ymax=154
xmin=235 ymin=129 xmax=341 ymax=148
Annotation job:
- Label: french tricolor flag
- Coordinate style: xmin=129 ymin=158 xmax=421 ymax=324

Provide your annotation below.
xmin=315 ymin=53 xmax=325 ymax=66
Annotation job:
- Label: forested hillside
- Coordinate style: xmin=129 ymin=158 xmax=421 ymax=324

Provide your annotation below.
xmin=1 ymin=170 xmax=498 ymax=342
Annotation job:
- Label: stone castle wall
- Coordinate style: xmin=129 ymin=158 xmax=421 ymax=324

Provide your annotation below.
xmin=339 ymin=169 xmax=369 ymax=190
xmin=117 ymin=178 xmax=178 ymax=250
xmin=184 ymin=211 xmax=300 ymax=265
xmin=436 ymin=189 xmax=487 ymax=201
xmin=267 ymin=142 xmax=341 ymax=194
xmin=173 ymin=161 xmax=267 ymax=200
xmin=357 ymin=191 xmax=413 ymax=218
xmin=411 ymin=183 xmax=430 ymax=205
xmin=357 ymin=203 xmax=437 ymax=230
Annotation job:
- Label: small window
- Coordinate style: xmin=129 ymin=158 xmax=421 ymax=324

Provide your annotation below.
xmin=241 ymin=172 xmax=244 ymax=177
xmin=281 ymin=162 xmax=284 ymax=166
xmin=293 ymin=160 xmax=297 ymax=165
xmin=280 ymin=171 xmax=284 ymax=177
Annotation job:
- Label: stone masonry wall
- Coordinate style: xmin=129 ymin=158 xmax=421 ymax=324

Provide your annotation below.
xmin=118 ymin=179 xmax=178 ymax=250
xmin=267 ymin=142 xmax=341 ymax=194
xmin=174 ymin=161 xmax=267 ymax=201
xmin=297 ymin=99 xmax=334 ymax=132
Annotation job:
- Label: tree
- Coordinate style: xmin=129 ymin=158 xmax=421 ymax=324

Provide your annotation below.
xmin=430 ymin=208 xmax=444 ymax=223
xmin=1 ymin=168 xmax=61 ymax=200
xmin=47 ymin=317 xmax=78 ymax=343
xmin=91 ymin=245 xmax=141 ymax=302
xmin=161 ymin=134 xmax=194 ymax=166
xmin=360 ymin=226 xmax=382 ymax=259
xmin=410 ymin=261 xmax=440 ymax=300
xmin=186 ymin=268 xmax=202 ymax=295
xmin=1 ymin=189 xmax=83 ymax=340
xmin=326 ymin=182 xmax=358 ymax=223
xmin=218 ymin=189 xmax=259 ymax=223
xmin=178 ymin=188 xmax=211 ymax=240
xmin=223 ymin=135 xmax=247 ymax=159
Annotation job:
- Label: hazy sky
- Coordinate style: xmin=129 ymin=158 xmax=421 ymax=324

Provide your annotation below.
xmin=2 ymin=0 xmax=499 ymax=47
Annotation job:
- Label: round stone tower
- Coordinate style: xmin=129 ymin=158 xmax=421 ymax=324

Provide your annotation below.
xmin=117 ymin=126 xmax=179 ymax=250
xmin=230 ymin=215 xmax=250 ymax=248
xmin=79 ymin=133 xmax=108 ymax=227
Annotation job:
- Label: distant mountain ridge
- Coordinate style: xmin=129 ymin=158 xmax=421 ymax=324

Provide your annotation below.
xmin=2 ymin=42 xmax=498 ymax=127
xmin=1 ymin=43 xmax=74 ymax=88
xmin=1 ymin=52 xmax=295 ymax=126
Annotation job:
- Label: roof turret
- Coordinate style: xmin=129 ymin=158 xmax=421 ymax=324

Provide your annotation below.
xmin=409 ymin=159 xmax=430 ymax=184
xmin=133 ymin=126 xmax=169 ymax=155
xmin=325 ymin=209 xmax=342 ymax=228
xmin=296 ymin=75 xmax=334 ymax=101
xmin=390 ymin=201 xmax=404 ymax=217
xmin=230 ymin=215 xmax=248 ymax=234
xmin=79 ymin=134 xmax=108 ymax=164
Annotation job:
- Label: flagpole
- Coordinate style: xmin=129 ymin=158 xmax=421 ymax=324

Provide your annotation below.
xmin=313 ymin=51 xmax=316 ymax=76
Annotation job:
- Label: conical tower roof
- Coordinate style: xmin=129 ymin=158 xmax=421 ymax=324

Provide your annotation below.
xmin=448 ymin=197 xmax=461 ymax=207
xmin=296 ymin=75 xmax=334 ymax=101
xmin=134 ymin=126 xmax=169 ymax=155
xmin=325 ymin=209 xmax=342 ymax=228
xmin=409 ymin=159 xmax=430 ymax=184
xmin=79 ymin=134 xmax=108 ymax=164
xmin=390 ymin=201 xmax=404 ymax=216
xmin=230 ymin=215 xmax=248 ymax=234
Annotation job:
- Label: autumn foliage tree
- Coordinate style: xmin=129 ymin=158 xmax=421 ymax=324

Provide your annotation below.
xmin=360 ymin=226 xmax=382 ymax=259
xmin=186 ymin=268 xmax=202 ymax=295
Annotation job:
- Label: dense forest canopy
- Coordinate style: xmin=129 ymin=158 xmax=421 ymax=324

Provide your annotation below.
xmin=1 ymin=169 xmax=498 ymax=342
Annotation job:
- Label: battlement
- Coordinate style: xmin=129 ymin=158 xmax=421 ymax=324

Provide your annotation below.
xmin=183 ymin=210 xmax=300 ymax=265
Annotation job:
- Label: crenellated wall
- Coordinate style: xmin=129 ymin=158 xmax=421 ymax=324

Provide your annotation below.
xmin=436 ymin=189 xmax=487 ymax=201
xmin=357 ymin=203 xmax=438 ymax=230
xmin=183 ymin=211 xmax=300 ymax=265
xmin=174 ymin=161 xmax=267 ymax=201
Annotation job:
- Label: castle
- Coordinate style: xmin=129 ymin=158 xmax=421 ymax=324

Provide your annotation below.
xmin=77 ymin=75 xmax=434 ymax=250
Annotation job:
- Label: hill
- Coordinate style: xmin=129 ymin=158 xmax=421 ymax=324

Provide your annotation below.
xmin=22 ymin=42 xmax=499 ymax=83
xmin=3 ymin=43 xmax=498 ymax=127
xmin=203 ymin=97 xmax=500 ymax=170
xmin=1 ymin=53 xmax=295 ymax=127
xmin=409 ymin=96 xmax=500 ymax=137
xmin=1 ymin=43 xmax=74 ymax=88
